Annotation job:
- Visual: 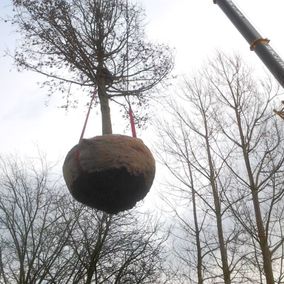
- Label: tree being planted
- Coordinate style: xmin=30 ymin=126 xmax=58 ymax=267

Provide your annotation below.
xmin=11 ymin=0 xmax=173 ymax=213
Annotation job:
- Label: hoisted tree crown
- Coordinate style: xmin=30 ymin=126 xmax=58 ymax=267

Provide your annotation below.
xmin=62 ymin=0 xmax=158 ymax=214
xmin=12 ymin=0 xmax=172 ymax=214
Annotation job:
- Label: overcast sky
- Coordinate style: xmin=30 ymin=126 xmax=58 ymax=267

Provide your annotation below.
xmin=0 ymin=1 xmax=284 ymax=207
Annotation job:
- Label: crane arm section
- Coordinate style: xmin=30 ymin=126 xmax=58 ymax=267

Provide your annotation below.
xmin=214 ymin=0 xmax=284 ymax=88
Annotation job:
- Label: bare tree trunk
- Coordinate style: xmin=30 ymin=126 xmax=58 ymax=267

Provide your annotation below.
xmin=96 ymin=47 xmax=112 ymax=135
xmin=205 ymin=139 xmax=231 ymax=284
xmin=183 ymin=155 xmax=204 ymax=284
xmin=235 ymin=106 xmax=275 ymax=284
xmin=85 ymin=214 xmax=111 ymax=284
xmin=158 ymin=131 xmax=207 ymax=283
xmin=241 ymin=154 xmax=275 ymax=283
xmin=251 ymin=190 xmax=275 ymax=284
xmin=191 ymin=180 xmax=203 ymax=284
xmin=96 ymin=14 xmax=112 ymax=136
xmin=98 ymin=84 xmax=112 ymax=135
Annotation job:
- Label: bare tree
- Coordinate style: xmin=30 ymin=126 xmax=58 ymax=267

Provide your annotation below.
xmin=156 ymin=87 xmax=239 ymax=283
xmin=0 ymin=156 xmax=76 ymax=283
xmin=161 ymin=53 xmax=284 ymax=283
xmin=10 ymin=0 xmax=173 ymax=134
xmin=60 ymin=207 xmax=167 ymax=284
xmin=157 ymin=115 xmax=209 ymax=284
xmin=205 ymin=53 xmax=284 ymax=284
xmin=155 ymin=52 xmax=284 ymax=283
xmin=0 ymin=155 xmax=169 ymax=283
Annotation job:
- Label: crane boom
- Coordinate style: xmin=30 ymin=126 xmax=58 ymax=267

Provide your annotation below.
xmin=213 ymin=0 xmax=284 ymax=88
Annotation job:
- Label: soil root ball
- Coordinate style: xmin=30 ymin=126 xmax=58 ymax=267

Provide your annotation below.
xmin=63 ymin=135 xmax=155 ymax=214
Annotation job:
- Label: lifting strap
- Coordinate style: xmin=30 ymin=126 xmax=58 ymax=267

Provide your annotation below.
xmin=128 ymin=103 xmax=137 ymax=138
xmin=76 ymin=88 xmax=97 ymax=172
xmin=78 ymin=87 xmax=137 ymax=140
xmin=79 ymin=88 xmax=97 ymax=143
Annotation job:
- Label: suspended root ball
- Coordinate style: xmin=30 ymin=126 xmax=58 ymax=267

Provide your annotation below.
xmin=62 ymin=135 xmax=155 ymax=214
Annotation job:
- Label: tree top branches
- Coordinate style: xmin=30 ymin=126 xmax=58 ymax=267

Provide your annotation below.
xmin=11 ymin=0 xmax=173 ymax=105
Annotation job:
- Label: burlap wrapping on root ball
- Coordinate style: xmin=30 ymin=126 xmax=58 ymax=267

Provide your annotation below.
xmin=63 ymin=135 xmax=155 ymax=214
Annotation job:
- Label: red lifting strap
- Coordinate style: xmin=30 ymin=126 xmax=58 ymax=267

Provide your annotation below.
xmin=128 ymin=105 xmax=137 ymax=138
xmin=76 ymin=89 xmax=97 ymax=173
xmin=79 ymin=89 xmax=97 ymax=143
xmin=79 ymin=88 xmax=137 ymax=140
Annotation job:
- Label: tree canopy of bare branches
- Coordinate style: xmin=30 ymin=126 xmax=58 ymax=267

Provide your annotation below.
xmin=0 ymin=155 xmax=168 ymax=284
xmin=10 ymin=0 xmax=173 ymax=133
xmin=157 ymin=53 xmax=284 ymax=284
